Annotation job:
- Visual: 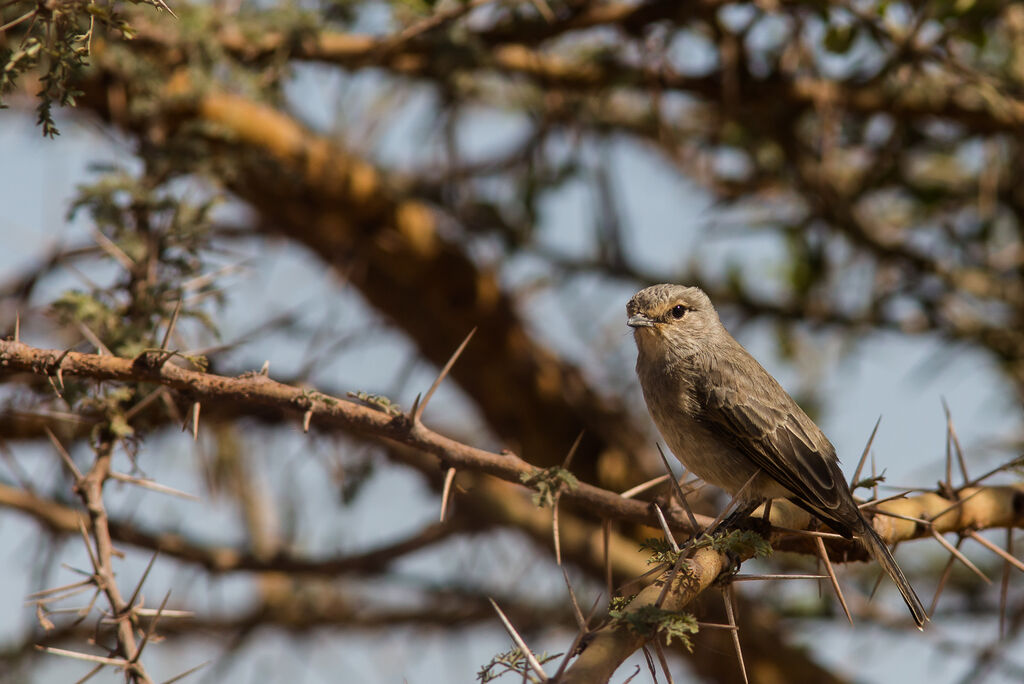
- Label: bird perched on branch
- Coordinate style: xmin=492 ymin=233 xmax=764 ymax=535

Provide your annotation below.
xmin=627 ymin=283 xmax=927 ymax=629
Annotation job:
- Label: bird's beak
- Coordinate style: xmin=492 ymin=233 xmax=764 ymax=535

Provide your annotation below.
xmin=627 ymin=314 xmax=655 ymax=329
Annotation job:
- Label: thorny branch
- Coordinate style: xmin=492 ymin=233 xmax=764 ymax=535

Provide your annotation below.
xmin=1 ymin=339 xmax=1022 ymax=554
xmin=52 ymin=430 xmax=155 ymax=682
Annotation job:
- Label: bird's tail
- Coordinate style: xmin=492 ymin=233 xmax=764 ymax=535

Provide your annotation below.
xmin=858 ymin=518 xmax=929 ymax=629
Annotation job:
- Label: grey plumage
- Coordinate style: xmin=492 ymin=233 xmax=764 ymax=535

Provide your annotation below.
xmin=627 ymin=283 xmax=927 ymax=628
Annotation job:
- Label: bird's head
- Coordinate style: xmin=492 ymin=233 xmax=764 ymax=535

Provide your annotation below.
xmin=626 ymin=284 xmax=720 ymax=358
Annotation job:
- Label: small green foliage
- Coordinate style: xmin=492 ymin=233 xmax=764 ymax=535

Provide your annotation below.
xmin=640 ymin=537 xmax=681 ymax=565
xmin=0 ymin=0 xmax=166 ymax=135
xmin=108 ymin=412 xmax=135 ymax=440
xmin=609 ymin=605 xmax=699 ymax=650
xmin=476 ymin=647 xmax=559 ymax=683
xmin=346 ymin=391 xmax=403 ymax=416
xmin=518 ymin=466 xmax=578 ymax=508
xmin=852 ymin=471 xmax=887 ymax=492
xmin=699 ymin=529 xmax=772 ymax=560
xmin=79 ymin=386 xmax=138 ymax=445
xmin=40 ymin=170 xmax=223 ymax=454
xmin=52 ymin=291 xmax=122 ymax=347
xmin=608 ymin=594 xmax=637 ymax=612
xmin=51 ymin=171 xmax=221 ymax=358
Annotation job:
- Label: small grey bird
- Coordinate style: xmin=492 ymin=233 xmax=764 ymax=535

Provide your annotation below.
xmin=627 ymin=283 xmax=927 ymax=628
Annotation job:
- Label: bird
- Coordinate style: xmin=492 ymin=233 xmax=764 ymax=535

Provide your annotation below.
xmin=626 ymin=283 xmax=927 ymax=628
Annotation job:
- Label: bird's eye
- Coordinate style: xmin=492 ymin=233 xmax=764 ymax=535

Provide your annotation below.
xmin=671 ymin=305 xmax=687 ymax=319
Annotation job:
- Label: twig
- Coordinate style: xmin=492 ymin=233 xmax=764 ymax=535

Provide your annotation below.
xmin=641 ymin=646 xmax=658 ymax=683
xmin=45 ymin=427 xmax=83 ymax=482
xmin=930 ymin=527 xmax=990 ymax=583
xmin=26 ymin=579 xmax=94 ymax=602
xmin=411 ymin=327 xmax=476 ymax=423
xmin=553 ymin=433 xmax=584 ymax=565
xmin=125 ymin=551 xmax=160 ymax=612
xmin=964 ymin=455 xmax=1024 ymax=489
xmin=619 ymin=474 xmax=669 ymax=499
xmin=652 ymin=503 xmax=679 ymax=553
xmin=929 ymin=537 xmax=960 ymax=615
xmin=815 ymin=536 xmax=853 ymax=626
xmin=705 ymin=472 xmax=758 ymax=532
xmin=73 ymin=436 xmax=154 ymax=683
xmin=488 ymin=598 xmax=549 ymax=682
xmin=656 ymin=443 xmax=699 ymax=533
xmin=696 ymin=621 xmax=738 ymax=630
xmin=928 ymin=489 xmax=985 ymax=522
xmin=561 ymin=566 xmax=586 ymax=631
xmin=771 ymin=526 xmax=848 ymax=540
xmin=652 ymin=640 xmax=675 ymax=684
xmin=133 ymin=590 xmax=172 ymax=662
xmin=439 ymin=467 xmax=457 ymax=523
xmin=159 ymin=299 xmax=183 ymax=352
xmin=857 ymin=490 xmax=913 ymax=508
xmin=851 ymin=415 xmax=882 ymax=489
xmin=968 ymin=530 xmax=1024 ymax=573
xmin=36 ymin=645 xmax=128 ymax=667
xmin=603 ymin=519 xmax=613 ymax=601
xmin=110 ymin=472 xmax=199 ymax=501
xmin=160 ymin=660 xmax=212 ymax=684
xmin=1000 ymin=529 xmax=1013 ymax=638
xmin=124 ymin=387 xmax=170 ymax=421
xmin=722 ymin=585 xmax=748 ymax=684
xmin=871 ymin=453 xmax=879 ymax=501
xmin=134 ymin=607 xmax=192 ymax=618
xmin=869 ymin=508 xmax=931 ymax=525
xmin=190 ymin=402 xmax=200 ymax=441
xmin=77 ymin=322 xmax=112 ymax=356
xmin=942 ymin=398 xmax=970 ymax=485
xmin=733 ymin=574 xmax=828 ymax=581
xmin=562 ymin=431 xmax=584 ymax=470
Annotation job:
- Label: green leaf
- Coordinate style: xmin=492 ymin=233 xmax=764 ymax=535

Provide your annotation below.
xmin=704 ymin=529 xmax=773 ymax=559
xmin=640 ymin=537 xmax=682 ymax=565
xmin=609 ymin=605 xmax=699 ymax=650
xmin=346 ymin=391 xmax=404 ymax=416
xmin=519 ymin=466 xmax=579 ymax=508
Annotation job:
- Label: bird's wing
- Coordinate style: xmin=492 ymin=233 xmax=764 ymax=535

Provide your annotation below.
xmin=698 ymin=355 xmax=857 ymax=531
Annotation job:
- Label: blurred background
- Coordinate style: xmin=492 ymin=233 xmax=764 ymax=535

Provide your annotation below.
xmin=1 ymin=0 xmax=1023 ymax=681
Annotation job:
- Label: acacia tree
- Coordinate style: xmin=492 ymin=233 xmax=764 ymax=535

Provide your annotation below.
xmin=1 ymin=0 xmax=1024 ymax=682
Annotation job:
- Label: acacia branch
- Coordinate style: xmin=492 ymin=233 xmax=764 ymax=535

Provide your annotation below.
xmin=559 ymin=546 xmax=730 ymax=684
xmin=0 ymin=339 xmax=694 ymax=527
xmin=56 ymin=432 xmax=154 ymax=683
xmin=2 ymin=340 xmax=1022 ymax=549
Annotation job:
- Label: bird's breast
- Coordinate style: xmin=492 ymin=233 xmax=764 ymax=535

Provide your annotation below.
xmin=638 ymin=362 xmax=790 ymax=499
